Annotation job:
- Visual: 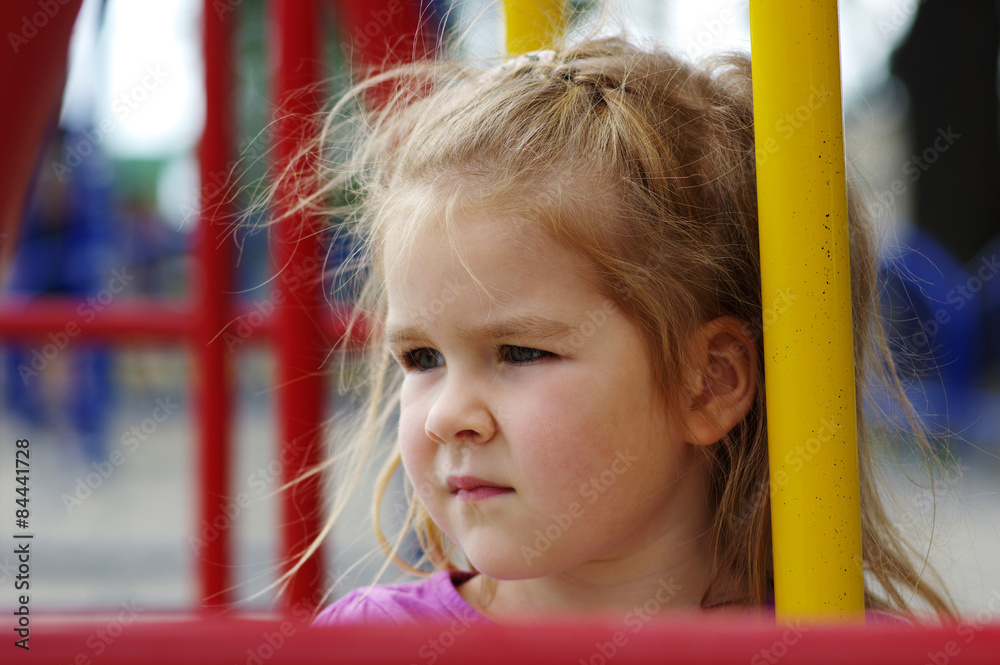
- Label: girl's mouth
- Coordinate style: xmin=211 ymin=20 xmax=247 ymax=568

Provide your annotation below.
xmin=447 ymin=476 xmax=515 ymax=501
xmin=454 ymin=486 xmax=515 ymax=501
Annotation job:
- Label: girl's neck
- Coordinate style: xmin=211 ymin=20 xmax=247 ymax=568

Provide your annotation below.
xmin=459 ymin=518 xmax=724 ymax=621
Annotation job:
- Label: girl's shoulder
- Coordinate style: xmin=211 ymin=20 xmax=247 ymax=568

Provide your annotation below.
xmin=312 ymin=569 xmax=491 ymax=627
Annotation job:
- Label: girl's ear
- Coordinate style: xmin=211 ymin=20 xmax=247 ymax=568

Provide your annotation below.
xmin=681 ymin=317 xmax=758 ymax=447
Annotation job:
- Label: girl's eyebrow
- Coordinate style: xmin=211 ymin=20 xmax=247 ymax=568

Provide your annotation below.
xmin=461 ymin=315 xmax=575 ymax=341
xmin=386 ymin=314 xmax=575 ymax=347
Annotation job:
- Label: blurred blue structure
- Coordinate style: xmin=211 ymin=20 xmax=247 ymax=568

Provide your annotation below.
xmin=3 ymin=127 xmax=116 ymax=461
xmin=877 ymin=225 xmax=994 ymax=447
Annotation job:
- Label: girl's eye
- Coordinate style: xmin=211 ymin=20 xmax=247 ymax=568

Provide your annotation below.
xmin=400 ymin=348 xmax=444 ymax=371
xmin=397 ymin=346 xmax=550 ymax=371
xmin=500 ymin=345 xmax=551 ymax=364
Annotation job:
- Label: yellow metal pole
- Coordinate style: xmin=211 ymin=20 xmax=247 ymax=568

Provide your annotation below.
xmin=749 ymin=1 xmax=865 ymax=620
xmin=503 ymin=0 xmax=566 ymax=55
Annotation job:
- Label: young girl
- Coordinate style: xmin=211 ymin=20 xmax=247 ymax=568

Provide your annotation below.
xmin=296 ymin=34 xmax=954 ymax=625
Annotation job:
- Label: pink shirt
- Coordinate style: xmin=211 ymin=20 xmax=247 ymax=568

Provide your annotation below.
xmin=312 ymin=570 xmax=492 ymax=627
xmin=312 ymin=570 xmax=910 ymax=627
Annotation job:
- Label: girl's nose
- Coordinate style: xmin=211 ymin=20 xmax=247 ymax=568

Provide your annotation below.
xmin=423 ymin=374 xmax=496 ymax=446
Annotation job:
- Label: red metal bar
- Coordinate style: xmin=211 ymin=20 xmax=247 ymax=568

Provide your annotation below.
xmin=197 ymin=0 xmax=236 ymax=610
xmin=0 ymin=298 xmax=370 ymax=348
xmin=32 ymin=618 xmax=1000 ymax=664
xmin=0 ymin=0 xmax=380 ymax=618
xmin=331 ymin=0 xmax=435 ymax=67
xmin=331 ymin=0 xmax=436 ymax=108
xmin=0 ymin=0 xmax=381 ymax=619
xmin=0 ymin=299 xmax=194 ymax=341
xmin=271 ymin=0 xmax=327 ymax=613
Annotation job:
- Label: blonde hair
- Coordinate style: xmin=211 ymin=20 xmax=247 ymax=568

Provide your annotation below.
xmin=279 ymin=34 xmax=955 ymax=620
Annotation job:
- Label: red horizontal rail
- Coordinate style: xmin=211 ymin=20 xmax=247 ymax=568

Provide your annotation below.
xmin=0 ymin=298 xmax=372 ymax=347
xmin=29 ymin=618 xmax=1000 ymax=664
xmin=0 ymin=298 xmax=194 ymax=341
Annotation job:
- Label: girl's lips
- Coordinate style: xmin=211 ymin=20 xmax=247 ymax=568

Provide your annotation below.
xmin=454 ymin=486 xmax=515 ymax=501
xmin=446 ymin=475 xmax=514 ymax=501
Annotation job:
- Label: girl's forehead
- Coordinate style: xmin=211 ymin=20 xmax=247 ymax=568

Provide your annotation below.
xmin=375 ymin=173 xmax=621 ymax=308
xmin=380 ymin=200 xmax=608 ymax=310
xmin=378 ymin=170 xmax=614 ymax=252
xmin=382 ymin=218 xmax=617 ymax=346
xmin=381 ymin=207 xmax=540 ymax=285
xmin=378 ymin=185 xmax=540 ymax=269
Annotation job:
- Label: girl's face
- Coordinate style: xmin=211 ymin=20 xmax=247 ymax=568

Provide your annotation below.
xmin=384 ymin=210 xmax=711 ymax=582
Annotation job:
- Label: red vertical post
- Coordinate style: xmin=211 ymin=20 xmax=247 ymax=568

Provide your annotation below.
xmin=0 ymin=0 xmax=83 ymax=266
xmin=331 ymin=0 xmax=436 ymax=108
xmin=331 ymin=0 xmax=435 ymax=66
xmin=271 ymin=0 xmax=327 ymax=612
xmin=197 ymin=0 xmax=235 ymax=609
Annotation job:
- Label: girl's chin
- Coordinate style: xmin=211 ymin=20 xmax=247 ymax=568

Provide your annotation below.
xmin=462 ymin=548 xmax=565 ymax=581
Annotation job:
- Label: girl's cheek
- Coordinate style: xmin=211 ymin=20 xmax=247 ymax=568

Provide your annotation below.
xmin=398 ymin=399 xmax=430 ymax=459
xmin=398 ymin=420 xmax=437 ymax=503
xmin=398 ymin=405 xmax=427 ymax=452
xmin=398 ymin=378 xmax=430 ymax=439
xmin=509 ymin=411 xmax=600 ymax=494
xmin=521 ymin=393 xmax=636 ymax=490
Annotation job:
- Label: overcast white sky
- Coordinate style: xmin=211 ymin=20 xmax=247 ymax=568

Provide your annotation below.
xmin=60 ymin=0 xmax=918 ymax=158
